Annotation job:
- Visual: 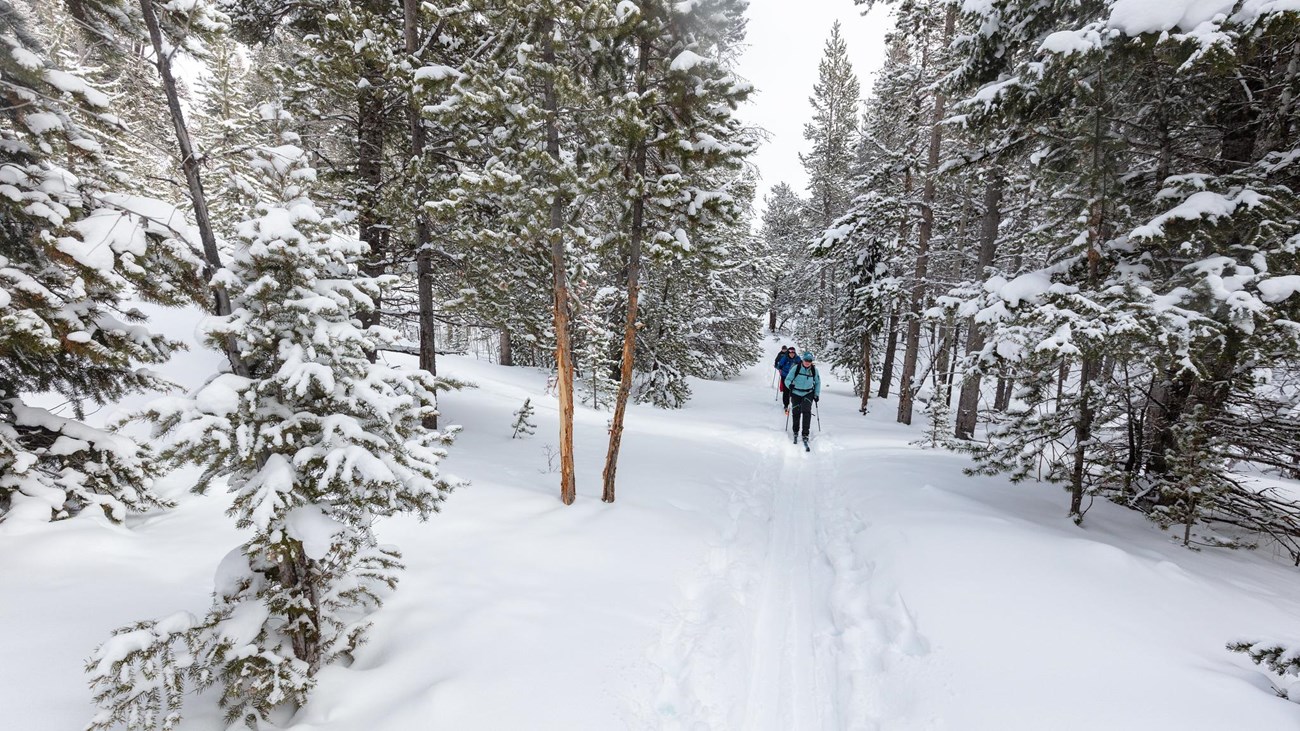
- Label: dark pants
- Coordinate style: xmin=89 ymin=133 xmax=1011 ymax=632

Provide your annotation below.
xmin=781 ymin=379 xmax=792 ymax=408
xmin=791 ymin=395 xmax=813 ymax=437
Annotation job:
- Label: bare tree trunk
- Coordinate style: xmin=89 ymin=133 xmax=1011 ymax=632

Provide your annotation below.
xmin=934 ymin=316 xmax=954 ymax=400
xmin=499 ymin=330 xmax=513 ymax=366
xmin=817 ymin=268 xmax=826 ymax=325
xmin=878 ymin=308 xmax=899 ymax=398
xmin=543 ymin=24 xmax=576 ymax=506
xmin=602 ymin=35 xmax=651 ymax=505
xmin=279 ymin=540 xmax=322 ymax=674
xmin=858 ymin=328 xmax=872 ymax=413
xmin=357 ymin=54 xmax=386 ymax=355
xmin=994 ymin=375 xmax=1012 ymax=411
xmin=955 ymin=174 xmax=1003 ymax=439
xmin=945 ymin=322 xmax=960 ymax=404
xmin=139 ymin=0 xmax=247 ymax=377
xmin=1056 ymin=359 xmax=1070 ymax=404
xmin=1069 ymin=354 xmax=1098 ymax=522
xmin=405 ymin=0 xmax=437 ymax=428
xmin=897 ymin=5 xmax=955 ymax=426
xmin=1071 ymin=182 xmax=1107 ymax=522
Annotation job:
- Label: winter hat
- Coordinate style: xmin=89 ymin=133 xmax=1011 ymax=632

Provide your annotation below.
xmin=801 ymin=351 xmax=814 ymax=362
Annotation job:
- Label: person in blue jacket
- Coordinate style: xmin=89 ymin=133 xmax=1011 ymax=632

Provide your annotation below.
xmin=784 ymin=351 xmax=821 ymax=446
xmin=773 ymin=345 xmax=800 ymax=414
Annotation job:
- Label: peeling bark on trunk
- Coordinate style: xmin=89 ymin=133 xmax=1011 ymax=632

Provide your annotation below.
xmin=543 ymin=25 xmax=576 ymax=505
xmin=934 ymin=317 xmax=954 ymax=401
xmin=602 ymin=35 xmax=652 ymax=504
xmin=278 ymin=539 xmax=321 ymax=674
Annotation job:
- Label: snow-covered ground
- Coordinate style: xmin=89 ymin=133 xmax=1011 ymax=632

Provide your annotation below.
xmin=4 ymin=330 xmax=1300 ymax=730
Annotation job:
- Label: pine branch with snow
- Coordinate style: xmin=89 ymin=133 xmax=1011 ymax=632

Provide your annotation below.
xmin=1 ymin=7 xmax=197 ymax=527
xmin=1230 ymin=639 xmax=1300 ymax=685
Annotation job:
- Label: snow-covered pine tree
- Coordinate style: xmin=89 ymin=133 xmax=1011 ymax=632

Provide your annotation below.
xmin=799 ymin=21 xmax=861 ymax=352
xmin=414 ymin=5 xmax=556 ymax=369
xmin=87 ymin=135 xmax=459 ymax=728
xmin=239 ymin=0 xmax=410 ymax=335
xmin=757 ymin=183 xmax=811 ymax=334
xmin=818 ymin=13 xmax=963 ymax=411
xmin=431 ymin=0 xmax=628 ymax=504
xmin=1 ymin=4 xmax=195 ymax=525
xmin=600 ymin=0 xmax=756 ymax=501
xmin=890 ymin=0 xmax=959 ymax=427
xmin=950 ymin=0 xmax=1300 ymax=543
xmin=511 ymin=398 xmax=537 ymax=439
xmin=632 ymin=181 xmax=765 ymax=410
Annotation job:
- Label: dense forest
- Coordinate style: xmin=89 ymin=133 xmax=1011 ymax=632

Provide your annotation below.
xmin=4 ymin=0 xmax=1300 ymax=727
xmin=764 ymin=1 xmax=1300 ymax=554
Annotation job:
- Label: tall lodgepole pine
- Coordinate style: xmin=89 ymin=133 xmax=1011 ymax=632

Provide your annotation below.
xmin=404 ymin=0 xmax=438 ymax=428
xmin=954 ymin=172 xmax=1003 ymax=439
xmin=138 ymin=0 xmax=247 ymax=377
xmin=543 ymin=17 xmax=577 ymax=506
xmin=897 ymin=4 xmax=955 ymax=425
xmin=602 ymin=32 xmax=651 ymax=505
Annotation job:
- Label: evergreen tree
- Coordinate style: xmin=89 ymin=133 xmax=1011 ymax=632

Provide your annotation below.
xmin=760 ymin=183 xmax=813 ymax=335
xmin=799 ymin=21 xmax=861 ymax=351
xmin=87 ymin=134 xmax=459 ymax=728
xmin=433 ymin=0 xmax=628 ymax=504
xmin=600 ymin=0 xmax=756 ymax=500
xmin=951 ymin=0 xmax=1300 ymax=542
xmin=511 ymin=398 xmax=537 ymax=439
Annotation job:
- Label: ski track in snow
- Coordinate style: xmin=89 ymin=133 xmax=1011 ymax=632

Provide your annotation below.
xmin=642 ymin=392 xmax=936 ymax=729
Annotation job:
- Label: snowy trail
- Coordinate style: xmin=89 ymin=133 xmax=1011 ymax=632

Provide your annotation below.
xmin=741 ymin=432 xmax=826 ymax=730
xmin=646 ymin=358 xmax=891 ymax=730
xmin=638 ymin=341 xmax=961 ymax=731
xmin=8 ymin=339 xmax=1300 ymax=731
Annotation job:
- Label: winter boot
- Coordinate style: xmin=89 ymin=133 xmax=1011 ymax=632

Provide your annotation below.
xmin=793 ymin=432 xmax=799 ymax=444
xmin=803 ymin=435 xmax=810 ymax=452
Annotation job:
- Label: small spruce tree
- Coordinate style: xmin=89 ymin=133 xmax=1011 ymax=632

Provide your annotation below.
xmin=512 ymin=398 xmax=537 ymax=439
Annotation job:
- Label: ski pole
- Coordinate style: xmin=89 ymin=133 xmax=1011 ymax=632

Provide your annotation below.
xmin=784 ymin=408 xmax=789 ymax=432
xmin=815 ymin=399 xmax=821 ymax=432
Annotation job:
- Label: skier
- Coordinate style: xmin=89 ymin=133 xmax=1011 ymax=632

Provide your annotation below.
xmin=773 ymin=345 xmax=801 ymax=414
xmin=784 ymin=351 xmax=821 ymax=450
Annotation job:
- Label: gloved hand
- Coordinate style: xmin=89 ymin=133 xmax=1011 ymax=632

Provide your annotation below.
xmin=813 ymin=395 xmax=820 ymax=403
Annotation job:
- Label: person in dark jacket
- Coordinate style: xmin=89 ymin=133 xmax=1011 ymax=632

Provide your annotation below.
xmin=784 ymin=351 xmax=821 ymax=445
xmin=774 ymin=345 xmax=800 ymax=414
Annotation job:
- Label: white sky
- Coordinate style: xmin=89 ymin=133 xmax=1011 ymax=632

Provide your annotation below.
xmin=736 ymin=0 xmax=895 ymax=209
